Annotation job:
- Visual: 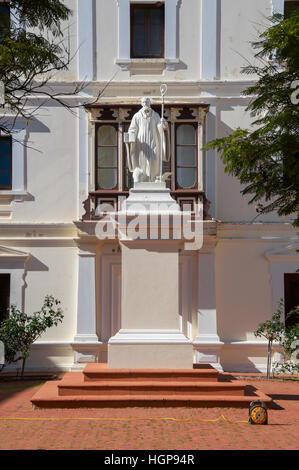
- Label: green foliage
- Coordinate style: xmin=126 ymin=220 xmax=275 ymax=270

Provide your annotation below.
xmin=0 ymin=0 xmax=79 ymax=132
xmin=203 ymin=12 xmax=299 ymax=226
xmin=273 ymin=314 xmax=299 ymax=375
xmin=254 ymin=299 xmax=299 ymax=377
xmin=254 ymin=298 xmax=286 ymax=343
xmin=0 ymin=295 xmax=63 ymax=376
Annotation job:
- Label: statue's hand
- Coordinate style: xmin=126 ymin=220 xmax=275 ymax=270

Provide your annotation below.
xmin=161 ymin=119 xmax=168 ymax=130
xmin=133 ymin=167 xmax=144 ymax=183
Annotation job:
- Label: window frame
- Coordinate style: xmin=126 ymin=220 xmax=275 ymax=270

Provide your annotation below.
xmin=0 ymin=134 xmax=12 ymax=190
xmin=95 ymin=123 xmax=119 ymax=191
xmin=88 ymin=104 xmax=207 ymax=196
xmin=175 ymin=122 xmax=198 ymax=190
xmin=130 ymin=3 xmax=165 ymax=59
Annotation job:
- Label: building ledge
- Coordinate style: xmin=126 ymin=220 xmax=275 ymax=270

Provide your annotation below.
xmin=115 ymin=57 xmax=180 ymax=72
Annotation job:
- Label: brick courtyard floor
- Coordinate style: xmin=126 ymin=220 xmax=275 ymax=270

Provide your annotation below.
xmin=0 ymin=372 xmax=298 ymax=451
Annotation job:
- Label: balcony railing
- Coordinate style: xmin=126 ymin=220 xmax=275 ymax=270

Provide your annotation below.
xmin=81 ymin=190 xmax=212 ymax=221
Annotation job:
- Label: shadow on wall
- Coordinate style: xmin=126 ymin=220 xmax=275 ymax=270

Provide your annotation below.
xmin=220 ymin=348 xmax=269 ymax=374
xmin=22 ymin=255 xmax=49 ymax=312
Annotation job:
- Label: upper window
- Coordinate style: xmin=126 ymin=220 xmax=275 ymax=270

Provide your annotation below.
xmin=0 ymin=2 xmax=10 ymax=41
xmin=130 ymin=3 xmax=165 ymax=58
xmin=284 ymin=1 xmax=299 ymax=17
xmin=0 ymin=135 xmax=12 ymax=189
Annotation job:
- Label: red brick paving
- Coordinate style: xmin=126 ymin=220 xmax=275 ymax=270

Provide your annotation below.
xmin=0 ymin=372 xmax=298 ymax=450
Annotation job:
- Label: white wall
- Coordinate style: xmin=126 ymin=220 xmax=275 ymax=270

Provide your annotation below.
xmin=10 ymin=105 xmax=78 ymax=222
xmin=220 ymin=0 xmax=272 ymax=80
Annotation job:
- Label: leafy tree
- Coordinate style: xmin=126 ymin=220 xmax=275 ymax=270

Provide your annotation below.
xmin=273 ymin=318 xmax=299 ymax=375
xmin=203 ymin=11 xmax=299 ymax=226
xmin=0 ymin=295 xmax=63 ymax=377
xmin=254 ymin=299 xmax=299 ymax=378
xmin=0 ymin=0 xmax=87 ymax=134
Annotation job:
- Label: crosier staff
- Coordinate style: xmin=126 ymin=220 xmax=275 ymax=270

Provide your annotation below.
xmin=159 ymin=83 xmax=167 ymax=182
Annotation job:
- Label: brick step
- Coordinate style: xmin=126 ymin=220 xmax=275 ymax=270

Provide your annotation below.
xmin=83 ymin=364 xmax=219 ymax=382
xmin=31 ymin=380 xmax=272 ymax=409
xmin=58 ymin=379 xmax=246 ymax=397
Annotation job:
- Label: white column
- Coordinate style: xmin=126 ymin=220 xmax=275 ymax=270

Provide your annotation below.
xmin=77 ymin=106 xmax=89 ymax=219
xmin=201 ymin=0 xmax=218 ymax=80
xmin=116 ymin=0 xmax=130 ymax=64
xmin=165 ymin=0 xmax=180 ymax=67
xmin=78 ymin=0 xmax=94 ymax=81
xmin=72 ymin=245 xmax=100 ymax=367
xmin=204 ymin=105 xmax=217 ymax=218
xmin=194 ymin=244 xmax=223 ymax=369
xmin=12 ymin=128 xmax=26 ymax=192
xmin=74 ymin=246 xmax=98 ymax=343
xmin=272 ymin=0 xmax=284 ymax=14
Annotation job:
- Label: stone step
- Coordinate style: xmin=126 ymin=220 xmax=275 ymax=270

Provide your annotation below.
xmin=83 ymin=364 xmax=219 ymax=382
xmin=31 ymin=380 xmax=272 ymax=409
xmin=58 ymin=379 xmax=246 ymax=397
xmin=30 ymin=364 xmax=273 ymax=409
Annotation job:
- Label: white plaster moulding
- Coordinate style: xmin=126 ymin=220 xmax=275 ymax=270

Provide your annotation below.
xmin=0 ymin=238 xmax=77 ymax=246
xmin=222 ymin=341 xmax=281 ymax=348
xmin=0 ymin=245 xmax=30 ymax=262
xmin=217 ymin=222 xmax=296 ymax=231
xmin=22 ymin=80 xmax=257 ymax=95
xmin=0 ymin=191 xmax=29 ymax=202
xmin=115 ymin=58 xmax=180 ymax=72
xmin=265 ymin=246 xmax=299 ymax=263
xmin=30 ymin=342 xmax=74 ymax=348
xmin=109 ymin=329 xmax=192 ymax=344
xmin=217 ymin=238 xmax=297 ymax=244
xmin=193 ymin=341 xmax=224 ymax=346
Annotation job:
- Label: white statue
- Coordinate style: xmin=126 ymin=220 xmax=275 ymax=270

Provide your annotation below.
xmin=125 ymin=95 xmax=170 ymax=184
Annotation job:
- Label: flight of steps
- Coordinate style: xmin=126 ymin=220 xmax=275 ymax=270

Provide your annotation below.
xmin=31 ymin=363 xmax=272 ymax=409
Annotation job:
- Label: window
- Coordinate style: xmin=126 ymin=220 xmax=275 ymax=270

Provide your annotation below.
xmin=175 ymin=124 xmax=197 ymax=189
xmin=0 ymin=2 xmax=10 ymax=41
xmin=284 ymin=273 xmax=299 ymax=328
xmin=96 ymin=125 xmax=118 ymax=190
xmin=131 ymin=3 xmax=164 ymax=58
xmin=0 ymin=274 xmax=10 ymax=324
xmin=0 ymin=135 xmax=12 ymax=189
xmin=284 ymin=1 xmax=299 ymax=17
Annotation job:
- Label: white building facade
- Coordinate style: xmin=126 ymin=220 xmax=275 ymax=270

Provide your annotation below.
xmin=0 ymin=0 xmax=298 ymax=372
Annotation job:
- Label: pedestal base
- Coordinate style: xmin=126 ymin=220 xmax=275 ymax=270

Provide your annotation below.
xmin=121 ymin=182 xmax=181 ymax=213
xmin=108 ymin=330 xmax=193 ymax=369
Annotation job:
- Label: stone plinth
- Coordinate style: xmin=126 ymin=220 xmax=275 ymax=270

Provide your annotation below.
xmin=108 ymin=182 xmax=193 ymax=369
xmin=120 ymin=181 xmax=181 ymax=214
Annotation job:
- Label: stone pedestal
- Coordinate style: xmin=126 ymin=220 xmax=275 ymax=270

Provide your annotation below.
xmin=193 ymin=245 xmax=223 ymax=370
xmin=108 ymin=182 xmax=193 ymax=369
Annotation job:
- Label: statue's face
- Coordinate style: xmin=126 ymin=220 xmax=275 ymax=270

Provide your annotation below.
xmin=141 ymin=97 xmax=151 ymax=109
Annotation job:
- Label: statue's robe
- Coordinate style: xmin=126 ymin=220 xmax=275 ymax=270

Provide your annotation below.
xmin=127 ymin=108 xmax=169 ymax=181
